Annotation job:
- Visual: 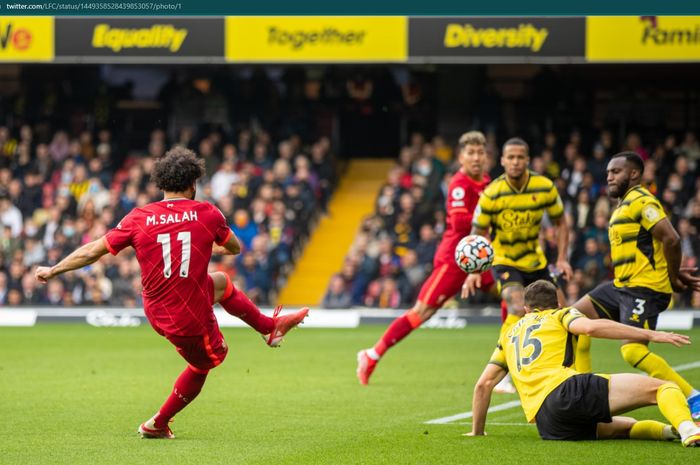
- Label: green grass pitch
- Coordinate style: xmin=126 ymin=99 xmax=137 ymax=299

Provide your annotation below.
xmin=1 ymin=324 xmax=699 ymax=465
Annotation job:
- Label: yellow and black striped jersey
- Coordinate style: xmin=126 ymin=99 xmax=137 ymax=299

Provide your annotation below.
xmin=489 ymin=307 xmax=584 ymax=422
xmin=609 ymin=186 xmax=671 ymax=294
xmin=472 ymin=172 xmax=564 ymax=272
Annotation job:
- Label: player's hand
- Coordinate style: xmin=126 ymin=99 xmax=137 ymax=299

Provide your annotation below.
xmin=35 ymin=266 xmax=54 ymax=284
xmin=669 ymin=276 xmax=688 ymax=293
xmin=649 ymin=330 xmax=691 ymax=347
xmin=555 ymin=259 xmax=573 ymax=281
xmin=678 ymin=267 xmax=700 ymax=292
xmin=462 ymin=273 xmax=481 ymax=298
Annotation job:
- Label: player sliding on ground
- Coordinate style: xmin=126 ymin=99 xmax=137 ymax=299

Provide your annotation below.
xmin=35 ymin=147 xmax=309 ymax=439
xmin=571 ymin=151 xmax=700 ymax=419
xmin=356 ymin=131 xmax=497 ymax=385
xmin=468 ymin=280 xmax=700 ymax=447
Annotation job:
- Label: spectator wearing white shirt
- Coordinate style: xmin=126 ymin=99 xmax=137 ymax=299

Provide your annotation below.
xmin=210 ymin=161 xmax=240 ymax=201
xmin=0 ymin=194 xmax=22 ymax=238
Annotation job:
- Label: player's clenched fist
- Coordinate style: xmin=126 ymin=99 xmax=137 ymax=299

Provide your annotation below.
xmin=35 ymin=266 xmax=54 ymax=284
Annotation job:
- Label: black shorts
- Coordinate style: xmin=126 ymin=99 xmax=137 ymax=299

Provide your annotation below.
xmin=587 ymin=282 xmax=671 ymax=330
xmin=492 ymin=264 xmax=557 ymax=289
xmin=535 ymin=374 xmax=612 ymax=441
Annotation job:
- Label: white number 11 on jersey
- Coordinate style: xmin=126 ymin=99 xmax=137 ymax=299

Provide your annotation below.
xmin=156 ymin=231 xmax=191 ymax=278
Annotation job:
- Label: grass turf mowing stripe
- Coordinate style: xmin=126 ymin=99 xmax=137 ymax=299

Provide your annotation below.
xmin=425 ymin=359 xmax=700 ymax=425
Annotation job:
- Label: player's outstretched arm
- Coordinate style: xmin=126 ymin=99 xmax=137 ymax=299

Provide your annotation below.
xmin=462 ymin=225 xmax=490 ymax=298
xmin=468 ymin=363 xmax=507 ymax=436
xmin=35 ymin=237 xmax=110 ymax=283
xmin=568 ymin=316 xmax=690 ymax=348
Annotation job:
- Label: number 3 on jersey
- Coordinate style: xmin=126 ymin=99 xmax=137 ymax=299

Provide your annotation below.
xmin=156 ymin=232 xmax=191 ymax=278
xmin=511 ymin=323 xmax=543 ymax=371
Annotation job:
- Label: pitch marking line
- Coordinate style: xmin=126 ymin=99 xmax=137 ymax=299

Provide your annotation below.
xmin=425 ymin=400 xmax=521 ymax=424
xmin=424 ymin=360 xmax=700 ymax=425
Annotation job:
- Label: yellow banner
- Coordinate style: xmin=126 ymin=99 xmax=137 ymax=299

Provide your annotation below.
xmin=226 ymin=16 xmax=406 ymax=62
xmin=587 ymin=16 xmax=700 ymax=61
xmin=0 ymin=17 xmax=53 ymax=61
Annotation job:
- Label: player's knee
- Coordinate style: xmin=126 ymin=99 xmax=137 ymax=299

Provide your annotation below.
xmin=412 ymin=305 xmax=436 ymax=322
xmin=620 ymin=343 xmax=648 ymax=367
xmin=198 ymin=344 xmax=229 ymax=371
xmin=656 ymin=382 xmax=683 ymax=405
xmin=209 ymin=271 xmax=227 ymax=291
xmin=502 ymin=286 xmax=524 ymax=315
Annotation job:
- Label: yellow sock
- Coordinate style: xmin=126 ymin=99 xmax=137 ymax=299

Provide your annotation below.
xmin=629 ymin=420 xmax=668 ymax=440
xmin=621 ymin=343 xmax=694 ymax=396
xmin=657 ymin=383 xmax=694 ymax=429
xmin=575 ymin=335 xmax=591 ymax=372
xmin=499 ymin=314 xmax=521 ymax=339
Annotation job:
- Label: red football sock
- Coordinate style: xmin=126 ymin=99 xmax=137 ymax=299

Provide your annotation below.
xmin=218 ymin=276 xmax=274 ymax=335
xmin=500 ymin=300 xmax=508 ymax=323
xmin=155 ymin=366 xmax=208 ymax=428
xmin=373 ymin=310 xmax=423 ymax=357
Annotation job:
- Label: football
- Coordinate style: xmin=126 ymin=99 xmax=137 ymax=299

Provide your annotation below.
xmin=455 ymin=235 xmax=494 ymax=273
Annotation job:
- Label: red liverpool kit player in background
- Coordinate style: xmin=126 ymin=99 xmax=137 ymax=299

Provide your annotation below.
xmin=356 ymin=131 xmax=495 ymax=385
xmin=35 ymin=147 xmax=308 ymax=439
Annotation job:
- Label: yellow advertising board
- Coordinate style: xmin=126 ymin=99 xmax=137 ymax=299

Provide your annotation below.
xmin=0 ymin=17 xmax=54 ymax=62
xmin=226 ymin=16 xmax=407 ymax=62
xmin=587 ymin=16 xmax=700 ymax=61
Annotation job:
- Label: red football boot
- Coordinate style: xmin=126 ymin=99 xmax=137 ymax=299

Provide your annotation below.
xmin=356 ymin=350 xmax=378 ymax=386
xmin=138 ymin=415 xmax=175 ymax=439
xmin=264 ymin=306 xmax=309 ymax=347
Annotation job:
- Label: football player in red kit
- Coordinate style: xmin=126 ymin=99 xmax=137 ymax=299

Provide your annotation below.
xmin=35 ymin=147 xmax=308 ymax=438
xmin=356 ymin=131 xmax=495 ymax=385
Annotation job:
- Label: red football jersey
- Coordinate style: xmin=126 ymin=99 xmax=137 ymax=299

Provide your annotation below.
xmin=433 ymin=171 xmax=490 ymax=267
xmin=104 ymin=198 xmax=232 ymax=336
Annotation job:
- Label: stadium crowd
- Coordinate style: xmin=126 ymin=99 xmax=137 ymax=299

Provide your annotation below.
xmin=323 ymin=129 xmax=700 ymax=309
xmin=0 ymin=123 xmax=336 ymax=307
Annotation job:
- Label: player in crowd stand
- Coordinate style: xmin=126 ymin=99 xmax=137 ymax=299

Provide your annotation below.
xmin=35 ymin=147 xmax=309 ymax=438
xmin=468 ymin=280 xmax=700 ymax=447
xmin=571 ymin=151 xmax=700 ymax=419
xmin=356 ymin=131 xmax=497 ymax=385
xmin=463 ymin=137 xmax=574 ymax=394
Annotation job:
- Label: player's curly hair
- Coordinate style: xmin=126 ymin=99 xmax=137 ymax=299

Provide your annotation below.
xmin=524 ymin=280 xmax=559 ymax=311
xmin=151 ymin=146 xmax=205 ymax=193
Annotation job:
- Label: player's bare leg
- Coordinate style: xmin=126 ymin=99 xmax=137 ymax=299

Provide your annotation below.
xmin=493 ymin=285 xmax=524 ymax=394
xmin=357 ymin=300 xmax=437 ymax=385
xmin=596 ymin=416 xmax=679 ymax=441
xmin=209 ymin=272 xmax=308 ymax=347
xmin=607 ymin=373 xmax=700 ymax=447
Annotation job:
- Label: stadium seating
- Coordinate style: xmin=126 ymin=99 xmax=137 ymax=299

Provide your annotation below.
xmin=0 ymin=122 xmax=337 ymax=307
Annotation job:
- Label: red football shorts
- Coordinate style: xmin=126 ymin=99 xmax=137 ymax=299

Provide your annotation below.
xmin=165 ymin=325 xmax=228 ymax=372
xmin=417 ymin=260 xmax=496 ymax=308
xmin=144 ymin=276 xmax=228 ymax=372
